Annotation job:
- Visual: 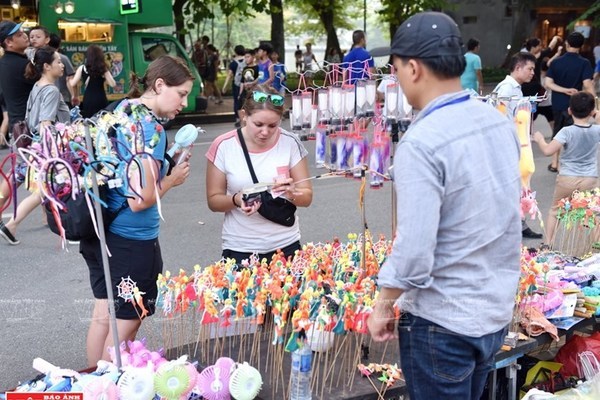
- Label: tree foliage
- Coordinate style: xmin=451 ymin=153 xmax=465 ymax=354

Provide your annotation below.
xmin=378 ymin=0 xmax=451 ymax=38
xmin=174 ymin=0 xmax=269 ymax=49
xmin=569 ymin=1 xmax=600 ymax=28
xmin=286 ymin=0 xmax=363 ymax=63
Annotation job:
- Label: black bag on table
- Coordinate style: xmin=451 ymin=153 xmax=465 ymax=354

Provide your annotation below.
xmin=236 ymin=128 xmax=296 ymax=227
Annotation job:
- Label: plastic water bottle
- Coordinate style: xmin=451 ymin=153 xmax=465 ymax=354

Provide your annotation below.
xmin=290 ymin=341 xmax=312 ymax=400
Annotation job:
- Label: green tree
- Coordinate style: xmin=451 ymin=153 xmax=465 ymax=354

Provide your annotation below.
xmin=378 ymin=0 xmax=450 ymax=39
xmin=288 ymin=0 xmax=362 ymax=60
xmin=175 ymin=0 xmax=269 ymax=56
xmin=569 ymin=1 xmax=600 ymax=28
xmin=270 ymin=0 xmax=285 ymax=63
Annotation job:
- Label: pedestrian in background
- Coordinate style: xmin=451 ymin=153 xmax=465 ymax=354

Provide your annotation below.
xmin=192 ymin=35 xmax=210 ymax=81
xmin=203 ymin=44 xmax=222 ymax=104
xmin=532 ymin=91 xmax=600 ymax=245
xmin=302 ymin=42 xmax=318 ymax=87
xmin=460 ymin=38 xmax=483 ymax=93
xmin=222 ymin=44 xmax=246 ymax=127
xmin=270 ymin=50 xmax=287 ymax=96
xmin=0 ymin=46 xmax=70 ymax=245
xmin=48 ymin=33 xmax=77 ymax=108
xmin=25 ymin=25 xmax=50 ymax=60
xmin=69 ymin=44 xmax=116 ymax=118
xmin=239 ymin=48 xmax=258 ymax=102
xmin=342 ymin=30 xmax=374 ymax=84
xmin=256 ymin=42 xmax=273 ymax=86
xmin=545 ymin=32 xmax=594 ymax=173
xmin=521 ymin=36 xmax=561 ymax=131
xmin=367 ymin=12 xmax=521 ymax=400
xmin=493 ymin=52 xmax=542 ymax=240
xmin=294 ymin=44 xmax=302 ymax=73
xmin=0 ymin=21 xmax=34 ymax=132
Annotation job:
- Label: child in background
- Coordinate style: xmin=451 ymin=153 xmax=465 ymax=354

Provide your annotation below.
xmin=532 ymin=91 xmax=600 ymax=245
xmin=26 ymin=25 xmax=50 ymax=60
xmin=239 ymin=48 xmax=258 ymax=102
xmin=270 ymin=50 xmax=287 ymax=96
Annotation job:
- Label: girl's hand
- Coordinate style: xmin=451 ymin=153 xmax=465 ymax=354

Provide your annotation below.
xmin=169 ymin=161 xmax=191 ymax=187
xmin=240 ymin=195 xmax=261 ymax=215
xmin=272 ymin=177 xmax=300 ymax=200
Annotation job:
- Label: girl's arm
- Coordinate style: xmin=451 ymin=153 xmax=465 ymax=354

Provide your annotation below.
xmin=69 ymin=65 xmax=83 ymax=88
xmin=104 ymin=70 xmax=116 ymax=88
xmin=206 ymin=160 xmax=261 ymax=214
xmin=206 ymin=160 xmax=237 ymax=213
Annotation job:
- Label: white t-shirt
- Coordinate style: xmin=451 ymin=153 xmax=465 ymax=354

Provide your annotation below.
xmin=206 ymin=128 xmax=308 ymax=253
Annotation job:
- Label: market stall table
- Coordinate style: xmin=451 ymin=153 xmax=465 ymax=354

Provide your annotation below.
xmin=487 ymin=317 xmax=600 ymax=400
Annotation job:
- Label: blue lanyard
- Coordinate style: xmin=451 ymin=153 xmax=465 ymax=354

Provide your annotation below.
xmin=419 ymin=95 xmax=470 ymax=120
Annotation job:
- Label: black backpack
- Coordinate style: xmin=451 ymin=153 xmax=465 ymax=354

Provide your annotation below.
xmin=44 ymin=100 xmax=175 ymax=241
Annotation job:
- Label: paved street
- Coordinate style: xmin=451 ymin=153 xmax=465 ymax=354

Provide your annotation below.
xmin=0 ymin=114 xmax=553 ymax=388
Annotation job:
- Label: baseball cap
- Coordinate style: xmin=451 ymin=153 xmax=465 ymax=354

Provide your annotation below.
xmin=373 ymin=12 xmax=463 ymax=59
xmin=0 ymin=21 xmax=23 ymax=44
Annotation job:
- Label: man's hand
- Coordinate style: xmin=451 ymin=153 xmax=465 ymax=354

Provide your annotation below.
xmin=367 ymin=298 xmax=398 ymax=342
xmin=564 ymin=88 xmax=578 ymax=96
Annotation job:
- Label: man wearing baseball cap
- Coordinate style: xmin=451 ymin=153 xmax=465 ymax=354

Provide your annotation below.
xmin=0 ymin=20 xmax=35 ymax=130
xmin=367 ymin=12 xmax=521 ymax=399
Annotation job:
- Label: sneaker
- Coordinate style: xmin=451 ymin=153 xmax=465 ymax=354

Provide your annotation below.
xmin=215 ymin=99 xmax=223 ymax=104
xmin=0 ymin=221 xmax=20 ymax=245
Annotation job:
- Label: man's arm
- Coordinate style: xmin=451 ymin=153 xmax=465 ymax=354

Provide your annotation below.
xmin=544 ymin=76 xmax=578 ymax=96
xmin=583 ymin=79 xmax=595 ymax=96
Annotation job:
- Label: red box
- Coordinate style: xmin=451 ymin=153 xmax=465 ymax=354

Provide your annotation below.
xmin=5 ymin=393 xmax=83 ymax=400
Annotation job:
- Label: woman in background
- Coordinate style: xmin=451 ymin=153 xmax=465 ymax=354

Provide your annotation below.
xmin=70 ymin=44 xmax=116 ymax=118
xmin=0 ymin=46 xmax=69 ymax=245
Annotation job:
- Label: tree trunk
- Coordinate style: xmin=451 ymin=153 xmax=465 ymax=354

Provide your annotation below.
xmin=173 ymin=0 xmax=187 ymax=47
xmin=318 ymin=8 xmax=341 ymax=64
xmin=270 ymin=0 xmax=286 ymax=63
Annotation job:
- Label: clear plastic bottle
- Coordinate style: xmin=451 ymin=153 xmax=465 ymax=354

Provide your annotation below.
xmin=290 ymin=341 xmax=312 ymax=400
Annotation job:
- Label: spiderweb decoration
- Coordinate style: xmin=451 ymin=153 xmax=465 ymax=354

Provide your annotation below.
xmin=117 ymin=276 xmax=137 ymax=302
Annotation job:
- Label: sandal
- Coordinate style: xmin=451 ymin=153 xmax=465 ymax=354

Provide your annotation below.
xmin=547 ymin=164 xmax=558 ymax=173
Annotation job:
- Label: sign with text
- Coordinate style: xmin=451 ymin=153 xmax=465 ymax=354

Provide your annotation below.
xmin=120 ymin=0 xmax=141 ymax=15
xmin=6 ymin=393 xmax=83 ymax=400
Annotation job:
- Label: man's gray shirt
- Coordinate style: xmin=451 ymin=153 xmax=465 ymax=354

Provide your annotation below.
xmin=378 ymin=90 xmax=522 ymax=337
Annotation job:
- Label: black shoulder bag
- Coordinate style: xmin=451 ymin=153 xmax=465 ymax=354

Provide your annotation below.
xmin=236 ymin=128 xmax=297 ymax=227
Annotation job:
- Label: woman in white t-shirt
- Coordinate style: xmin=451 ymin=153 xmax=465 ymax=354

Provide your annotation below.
xmin=206 ymin=84 xmax=312 ymax=262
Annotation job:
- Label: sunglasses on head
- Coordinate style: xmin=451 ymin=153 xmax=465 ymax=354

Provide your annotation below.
xmin=252 ymin=91 xmax=284 ymax=107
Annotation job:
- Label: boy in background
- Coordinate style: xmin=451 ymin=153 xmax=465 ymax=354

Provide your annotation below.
xmin=532 ymin=91 xmax=600 ymax=245
xmin=222 ymin=44 xmax=246 ymax=127
xmin=239 ymin=48 xmax=258 ymax=102
xmin=270 ymin=50 xmax=287 ymax=96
